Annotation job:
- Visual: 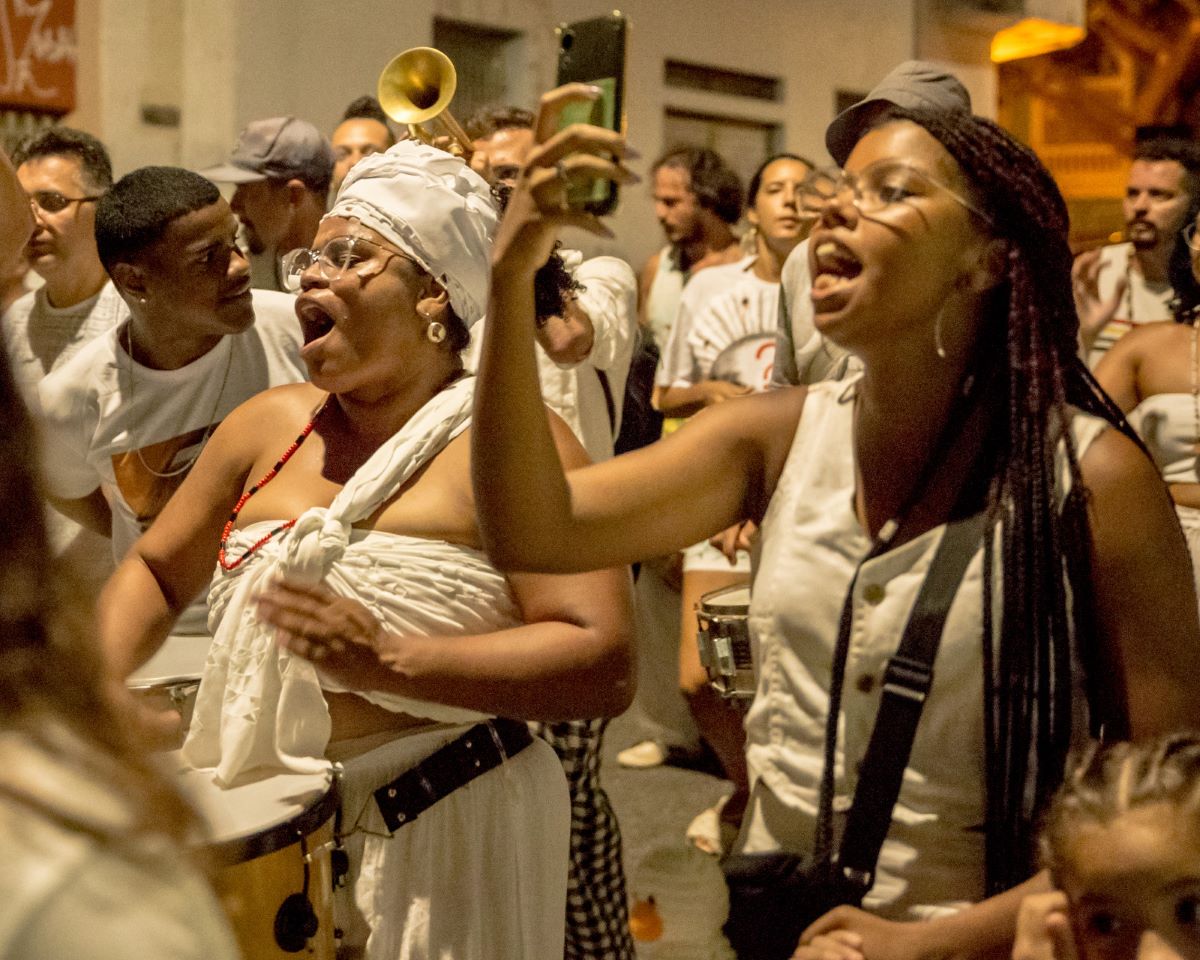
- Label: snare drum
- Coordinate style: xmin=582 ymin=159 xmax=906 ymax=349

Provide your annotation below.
xmin=127 ymin=634 xmax=210 ymax=739
xmin=174 ymin=756 xmax=341 ymax=959
xmin=696 ymin=584 xmax=754 ymax=701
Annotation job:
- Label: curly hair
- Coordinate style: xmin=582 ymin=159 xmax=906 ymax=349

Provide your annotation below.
xmin=875 ymin=106 xmax=1137 ymax=893
xmin=652 ymin=147 xmax=744 ymax=224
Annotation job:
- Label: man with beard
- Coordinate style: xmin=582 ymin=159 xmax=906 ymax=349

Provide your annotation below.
xmin=639 ymin=148 xmax=743 ymax=352
xmin=201 ymin=117 xmax=333 ymax=292
xmin=1078 ymin=138 xmax=1200 ymax=365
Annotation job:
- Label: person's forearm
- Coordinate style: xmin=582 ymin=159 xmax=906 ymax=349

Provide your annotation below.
xmin=654 ymin=383 xmax=709 ymax=418
xmin=48 ymin=490 xmax=112 ymax=538
xmin=98 ymin=556 xmax=187 ymax=679
xmin=370 ymin=619 xmax=634 ymax=720
xmin=473 ymin=269 xmax=583 ymax=571
xmin=920 ymin=872 xmax=1053 ymax=960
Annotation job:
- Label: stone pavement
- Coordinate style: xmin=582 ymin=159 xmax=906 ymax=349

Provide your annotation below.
xmin=601 ymin=708 xmax=737 ymax=959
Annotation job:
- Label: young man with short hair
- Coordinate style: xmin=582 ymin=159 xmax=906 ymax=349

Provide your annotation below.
xmin=36 ymin=166 xmax=306 ymax=636
xmin=1078 ymin=138 xmax=1200 ymax=365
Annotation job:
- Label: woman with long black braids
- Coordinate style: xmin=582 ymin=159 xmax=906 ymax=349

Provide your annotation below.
xmin=472 ymin=88 xmax=1200 ymax=960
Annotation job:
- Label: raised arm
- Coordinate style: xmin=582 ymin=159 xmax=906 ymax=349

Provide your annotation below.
xmin=472 ymin=95 xmax=800 ymax=574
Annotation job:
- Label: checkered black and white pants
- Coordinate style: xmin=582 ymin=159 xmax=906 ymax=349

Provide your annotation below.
xmin=531 ymin=718 xmax=635 ymax=960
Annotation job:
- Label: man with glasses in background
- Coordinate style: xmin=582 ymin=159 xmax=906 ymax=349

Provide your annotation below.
xmin=3 ymin=127 xmax=124 ymax=401
xmin=3 ymin=127 xmax=125 ymax=600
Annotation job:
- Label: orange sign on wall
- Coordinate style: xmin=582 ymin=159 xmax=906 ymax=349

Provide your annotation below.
xmin=0 ymin=0 xmax=76 ymax=114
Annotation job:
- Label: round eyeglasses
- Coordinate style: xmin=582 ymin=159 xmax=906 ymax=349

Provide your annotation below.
xmin=28 ymin=190 xmax=103 ymax=214
xmin=280 ymin=235 xmax=414 ymax=293
xmin=798 ymin=159 xmax=993 ymax=225
xmin=1184 ymin=221 xmax=1200 ymax=253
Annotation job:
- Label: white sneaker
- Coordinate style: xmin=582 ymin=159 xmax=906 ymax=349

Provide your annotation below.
xmin=616 ymin=739 xmax=667 ymax=768
xmin=685 ymin=795 xmax=736 ymax=856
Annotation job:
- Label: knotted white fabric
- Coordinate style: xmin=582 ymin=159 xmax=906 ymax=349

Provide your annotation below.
xmin=182 ymin=377 xmax=493 ymax=786
xmin=329 ymin=141 xmax=497 ymax=327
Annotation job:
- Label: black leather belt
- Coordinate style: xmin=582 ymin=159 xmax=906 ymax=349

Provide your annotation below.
xmin=373 ymin=718 xmax=533 ymax=832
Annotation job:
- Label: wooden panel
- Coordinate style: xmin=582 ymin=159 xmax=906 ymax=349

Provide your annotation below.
xmin=0 ymin=0 xmax=76 ymax=114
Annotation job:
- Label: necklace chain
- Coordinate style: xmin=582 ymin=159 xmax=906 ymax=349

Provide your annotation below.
xmin=124 ymin=322 xmax=234 ymax=479
xmin=1124 ymin=254 xmax=1134 ymax=328
xmin=217 ymin=398 xmax=329 ymax=571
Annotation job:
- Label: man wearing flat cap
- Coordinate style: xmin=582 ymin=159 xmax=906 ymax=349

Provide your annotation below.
xmin=201 ymin=116 xmax=334 ymax=292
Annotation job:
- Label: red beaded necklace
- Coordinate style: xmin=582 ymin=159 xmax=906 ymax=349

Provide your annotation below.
xmin=217 ymin=399 xmax=330 ymax=571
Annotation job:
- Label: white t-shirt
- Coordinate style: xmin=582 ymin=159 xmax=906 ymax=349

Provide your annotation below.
xmin=466 ymin=254 xmax=638 ymax=462
xmin=2 ymin=282 xmax=125 ymax=404
xmin=1085 ymin=242 xmax=1175 ymax=366
xmin=3 ymin=282 xmax=125 ymax=584
xmin=657 ymin=256 xmax=778 ymax=390
xmin=36 ymin=290 xmax=306 ymax=628
xmin=0 ymin=729 xmax=239 ymax=960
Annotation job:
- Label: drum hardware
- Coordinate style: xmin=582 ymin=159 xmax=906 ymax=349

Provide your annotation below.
xmin=274 ymin=830 xmax=320 ymax=953
xmin=377 ymin=47 xmax=472 ymax=152
xmin=696 ymin=584 xmax=755 ymax=702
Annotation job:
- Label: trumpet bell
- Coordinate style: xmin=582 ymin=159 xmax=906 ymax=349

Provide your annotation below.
xmin=377 ymin=46 xmax=458 ymax=125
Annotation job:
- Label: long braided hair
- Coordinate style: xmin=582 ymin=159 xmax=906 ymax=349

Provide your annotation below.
xmin=881 ymin=107 xmax=1136 ymax=892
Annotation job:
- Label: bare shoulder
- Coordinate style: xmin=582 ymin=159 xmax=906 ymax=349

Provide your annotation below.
xmin=210 ymin=382 xmax=325 ymax=462
xmin=1078 ymin=421 xmax=1164 ymax=507
xmin=226 ymin=381 xmax=324 ymax=428
xmin=1115 ymin=320 xmax=1188 ymax=355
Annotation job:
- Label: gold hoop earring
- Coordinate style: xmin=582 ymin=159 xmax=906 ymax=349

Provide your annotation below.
xmin=426 ymin=321 xmax=447 ymax=344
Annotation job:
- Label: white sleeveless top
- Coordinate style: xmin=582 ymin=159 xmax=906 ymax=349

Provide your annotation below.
xmin=1127 ymin=394 xmax=1200 ymax=486
xmin=746 ymin=375 xmax=1109 ymax=916
xmin=181 ymin=378 xmax=517 ymax=786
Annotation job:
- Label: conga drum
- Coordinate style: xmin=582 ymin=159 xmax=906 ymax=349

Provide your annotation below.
xmin=173 ymin=756 xmax=341 ymax=958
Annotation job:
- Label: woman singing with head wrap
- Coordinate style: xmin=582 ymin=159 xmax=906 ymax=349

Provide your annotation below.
xmin=472 ymin=89 xmax=1200 ymax=960
xmin=99 ymin=142 xmax=633 ymax=960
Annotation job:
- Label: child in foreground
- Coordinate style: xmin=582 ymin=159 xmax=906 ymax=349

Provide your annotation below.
xmin=1015 ymin=734 xmax=1200 ymax=960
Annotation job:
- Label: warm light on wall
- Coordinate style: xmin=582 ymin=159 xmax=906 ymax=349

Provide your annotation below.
xmin=988 ymin=0 xmax=1086 ymax=63
xmin=990 ymin=17 xmax=1087 ymax=61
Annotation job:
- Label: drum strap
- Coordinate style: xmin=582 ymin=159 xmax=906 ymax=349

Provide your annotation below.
xmin=372 ymin=718 xmax=533 ymax=832
xmin=828 ymin=510 xmax=987 ymax=897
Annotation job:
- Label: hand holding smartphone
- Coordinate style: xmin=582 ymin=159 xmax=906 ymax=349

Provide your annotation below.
xmin=554 ymin=12 xmax=628 ymax=215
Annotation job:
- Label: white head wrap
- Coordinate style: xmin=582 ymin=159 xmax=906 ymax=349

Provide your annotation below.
xmin=327 ymin=141 xmax=497 ymax=327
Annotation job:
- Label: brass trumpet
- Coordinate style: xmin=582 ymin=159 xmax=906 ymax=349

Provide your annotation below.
xmin=377 ymin=47 xmax=472 ymax=153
